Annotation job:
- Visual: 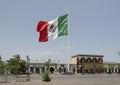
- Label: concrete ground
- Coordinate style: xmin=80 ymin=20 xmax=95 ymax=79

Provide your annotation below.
xmin=0 ymin=74 xmax=120 ymax=85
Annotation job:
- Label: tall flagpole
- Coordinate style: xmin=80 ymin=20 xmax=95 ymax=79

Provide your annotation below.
xmin=67 ymin=11 xmax=70 ymax=72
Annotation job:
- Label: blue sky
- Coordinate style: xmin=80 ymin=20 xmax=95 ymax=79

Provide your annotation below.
xmin=0 ymin=0 xmax=120 ymax=63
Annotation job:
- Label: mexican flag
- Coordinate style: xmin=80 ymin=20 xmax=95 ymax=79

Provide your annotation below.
xmin=37 ymin=14 xmax=68 ymax=42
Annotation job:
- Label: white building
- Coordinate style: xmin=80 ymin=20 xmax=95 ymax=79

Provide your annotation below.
xmin=28 ymin=54 xmax=120 ymax=74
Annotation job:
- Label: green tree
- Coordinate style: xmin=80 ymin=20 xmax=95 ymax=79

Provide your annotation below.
xmin=85 ymin=63 xmax=94 ymax=73
xmin=19 ymin=60 xmax=27 ymax=73
xmin=45 ymin=59 xmax=51 ymax=71
xmin=0 ymin=58 xmax=5 ymax=74
xmin=96 ymin=63 xmax=105 ymax=73
xmin=42 ymin=59 xmax=51 ymax=82
xmin=6 ymin=54 xmax=27 ymax=74
xmin=0 ymin=56 xmax=8 ymax=83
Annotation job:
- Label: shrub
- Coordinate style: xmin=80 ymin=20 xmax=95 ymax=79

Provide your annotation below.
xmin=42 ymin=70 xmax=51 ymax=82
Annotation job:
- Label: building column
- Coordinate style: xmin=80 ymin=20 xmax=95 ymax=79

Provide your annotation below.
xmin=107 ymin=68 xmax=109 ymax=73
xmin=33 ymin=67 xmax=36 ymax=73
xmin=40 ymin=67 xmax=42 ymax=74
xmin=117 ymin=68 xmax=119 ymax=73
xmin=114 ymin=68 xmax=116 ymax=73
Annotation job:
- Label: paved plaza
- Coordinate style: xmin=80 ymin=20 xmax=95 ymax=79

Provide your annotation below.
xmin=0 ymin=74 xmax=120 ymax=85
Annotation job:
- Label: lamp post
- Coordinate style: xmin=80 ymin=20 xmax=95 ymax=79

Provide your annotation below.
xmin=117 ymin=52 xmax=120 ymax=74
xmin=26 ymin=55 xmax=30 ymax=81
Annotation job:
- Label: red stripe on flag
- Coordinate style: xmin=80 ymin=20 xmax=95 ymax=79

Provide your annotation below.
xmin=37 ymin=21 xmax=48 ymax=42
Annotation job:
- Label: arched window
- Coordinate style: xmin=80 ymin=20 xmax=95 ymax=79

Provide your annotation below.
xmin=92 ymin=58 xmax=97 ymax=63
xmin=98 ymin=58 xmax=103 ymax=64
xmin=80 ymin=57 xmax=86 ymax=63
xmin=86 ymin=58 xmax=91 ymax=63
xmin=77 ymin=58 xmax=79 ymax=64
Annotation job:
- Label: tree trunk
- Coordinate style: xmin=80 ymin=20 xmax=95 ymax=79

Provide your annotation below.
xmin=5 ymin=73 xmax=8 ymax=83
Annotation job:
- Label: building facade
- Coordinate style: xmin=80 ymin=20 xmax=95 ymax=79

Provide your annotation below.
xmin=69 ymin=54 xmax=104 ymax=73
xmin=29 ymin=62 xmax=67 ymax=74
xmin=28 ymin=54 xmax=120 ymax=74
xmin=69 ymin=54 xmax=120 ymax=74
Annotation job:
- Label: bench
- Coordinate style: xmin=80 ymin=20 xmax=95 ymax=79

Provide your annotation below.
xmin=16 ymin=75 xmax=30 ymax=82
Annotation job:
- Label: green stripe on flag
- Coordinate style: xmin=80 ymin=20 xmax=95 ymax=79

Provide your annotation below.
xmin=58 ymin=14 xmax=68 ymax=36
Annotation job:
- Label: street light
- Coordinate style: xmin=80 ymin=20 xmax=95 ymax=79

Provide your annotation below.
xmin=26 ymin=55 xmax=30 ymax=81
